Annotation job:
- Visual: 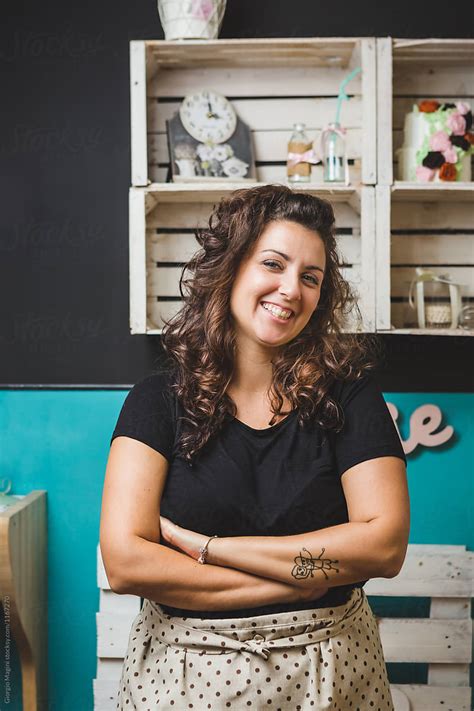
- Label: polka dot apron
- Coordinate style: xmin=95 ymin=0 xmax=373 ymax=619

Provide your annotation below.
xmin=117 ymin=587 xmax=394 ymax=710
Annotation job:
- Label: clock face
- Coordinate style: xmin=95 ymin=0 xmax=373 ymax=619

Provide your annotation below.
xmin=179 ymin=90 xmax=237 ymax=144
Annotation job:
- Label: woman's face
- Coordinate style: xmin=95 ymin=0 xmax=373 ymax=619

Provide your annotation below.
xmin=229 ymin=219 xmax=326 ymax=350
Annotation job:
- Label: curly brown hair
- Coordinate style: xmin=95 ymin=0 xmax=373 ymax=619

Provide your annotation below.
xmin=161 ymin=184 xmax=381 ymax=462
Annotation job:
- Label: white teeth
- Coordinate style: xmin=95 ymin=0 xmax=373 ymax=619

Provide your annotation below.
xmin=261 ymin=302 xmax=292 ymax=320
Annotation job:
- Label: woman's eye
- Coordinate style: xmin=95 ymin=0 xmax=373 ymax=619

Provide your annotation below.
xmin=263 ymin=261 xmax=319 ymax=285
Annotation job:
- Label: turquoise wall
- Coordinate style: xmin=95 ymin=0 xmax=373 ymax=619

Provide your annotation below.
xmin=0 ymin=389 xmax=472 ymax=710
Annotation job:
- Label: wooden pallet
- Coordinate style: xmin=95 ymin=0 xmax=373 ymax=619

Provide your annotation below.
xmin=93 ymin=543 xmax=472 ymax=711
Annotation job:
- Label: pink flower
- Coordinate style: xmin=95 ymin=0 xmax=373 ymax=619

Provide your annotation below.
xmin=455 ymin=102 xmax=470 ymax=115
xmin=416 ymin=165 xmax=435 ymax=182
xmin=192 ymin=0 xmax=214 ymax=20
xmin=442 ymin=146 xmax=457 ymax=164
xmin=429 ymin=130 xmax=451 ymax=152
xmin=447 ymin=111 xmax=467 ymax=135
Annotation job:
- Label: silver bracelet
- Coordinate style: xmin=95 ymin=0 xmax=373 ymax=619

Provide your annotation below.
xmin=197 ymin=534 xmax=218 ymax=564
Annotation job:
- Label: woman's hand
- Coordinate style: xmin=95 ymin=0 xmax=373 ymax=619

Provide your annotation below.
xmin=160 ymin=516 xmax=212 ymax=562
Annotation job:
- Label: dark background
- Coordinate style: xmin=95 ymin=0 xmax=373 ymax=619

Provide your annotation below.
xmin=1 ymin=0 xmax=473 ymax=389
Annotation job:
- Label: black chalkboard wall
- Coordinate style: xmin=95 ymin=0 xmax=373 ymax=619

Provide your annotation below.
xmin=0 ymin=0 xmax=473 ymax=390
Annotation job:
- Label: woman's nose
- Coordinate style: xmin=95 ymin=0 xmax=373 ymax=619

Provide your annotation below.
xmin=278 ymin=273 xmax=301 ymax=301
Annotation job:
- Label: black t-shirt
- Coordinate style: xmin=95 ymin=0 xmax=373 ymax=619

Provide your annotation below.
xmin=110 ymin=369 xmax=407 ymax=619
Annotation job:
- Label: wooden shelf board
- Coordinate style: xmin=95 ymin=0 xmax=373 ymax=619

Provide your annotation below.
xmin=379 ymin=328 xmax=474 ymax=337
xmin=149 ymin=327 xmax=473 ymax=337
xmin=139 ymin=181 xmax=358 ymax=204
xmin=391 ymin=182 xmax=474 ymax=202
xmin=145 ymin=38 xmax=359 ymax=68
xmin=393 ymin=38 xmax=474 ymax=64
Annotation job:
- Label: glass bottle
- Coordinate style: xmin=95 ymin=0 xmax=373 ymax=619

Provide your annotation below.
xmin=287 ymin=123 xmax=312 ymax=183
xmin=322 ymin=122 xmax=346 ymax=182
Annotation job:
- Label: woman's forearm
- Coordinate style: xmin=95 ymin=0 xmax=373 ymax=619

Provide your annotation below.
xmin=116 ymin=536 xmax=327 ymax=611
xmin=207 ymin=520 xmax=405 ymax=589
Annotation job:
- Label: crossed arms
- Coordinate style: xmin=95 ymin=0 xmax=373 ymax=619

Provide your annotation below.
xmin=100 ymin=437 xmax=409 ymax=611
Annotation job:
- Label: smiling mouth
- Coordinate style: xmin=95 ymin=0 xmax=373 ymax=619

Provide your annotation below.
xmin=260 ymin=302 xmax=294 ymax=321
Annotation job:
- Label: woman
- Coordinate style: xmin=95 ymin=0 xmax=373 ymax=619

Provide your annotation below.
xmin=100 ymin=184 xmax=409 ymax=710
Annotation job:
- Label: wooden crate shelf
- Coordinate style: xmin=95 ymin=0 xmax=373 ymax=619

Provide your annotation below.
xmin=128 ymin=36 xmax=473 ymax=337
xmin=375 ymin=38 xmax=474 ymax=335
xmin=376 ymin=184 xmax=474 ymax=335
xmin=377 ymin=328 xmax=473 ymax=337
xmin=131 ymin=37 xmax=377 ymax=187
xmin=144 ymin=38 xmax=361 ymax=68
xmin=376 ymin=38 xmax=474 ymax=186
xmin=130 ymin=184 xmax=376 ymax=335
xmin=128 ymin=36 xmax=378 ymax=336
xmin=142 ymin=181 xmax=360 ymax=204
xmin=391 ymin=182 xmax=474 ymax=202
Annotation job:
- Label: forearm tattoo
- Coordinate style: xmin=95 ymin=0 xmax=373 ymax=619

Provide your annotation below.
xmin=291 ymin=546 xmax=340 ymax=581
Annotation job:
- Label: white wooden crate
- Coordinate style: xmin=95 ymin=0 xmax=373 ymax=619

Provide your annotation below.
xmin=130 ymin=38 xmax=377 ymax=187
xmin=376 ymin=38 xmax=474 ymax=186
xmin=375 ymin=38 xmax=474 ymax=335
xmin=94 ymin=543 xmax=473 ymax=711
xmin=375 ymin=184 xmax=474 ymax=335
xmin=129 ymin=183 xmax=376 ymax=335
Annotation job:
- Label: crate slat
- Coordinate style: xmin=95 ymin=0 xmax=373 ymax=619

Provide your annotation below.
xmin=144 ymin=192 xmax=360 ymax=228
xmin=391 ymin=684 xmax=471 ymax=711
xmin=130 ymin=41 xmax=148 ymax=186
xmin=428 ymin=663 xmax=471 ymax=686
xmin=391 ymin=183 xmax=474 ymax=203
xmin=145 ymin=38 xmax=360 ymax=69
xmin=392 ymin=234 xmax=474 ymax=265
xmin=147 ymin=230 xmax=362 ymax=265
xmin=148 ymin=158 xmax=363 ymax=187
xmin=96 ymin=658 xmax=125 ymax=680
xmin=147 ymin=96 xmax=363 ymax=133
xmin=97 ymin=543 xmax=111 ymax=590
xmin=391 ymin=266 xmax=474 ymax=298
xmin=366 ymin=547 xmax=473 ymax=597
xmin=93 ymin=679 xmax=119 ymax=711
xmin=147 ymin=264 xmax=361 ymax=298
xmin=149 ymin=65 xmax=362 ymax=98
xmin=379 ymin=618 xmax=472 ymax=663
xmin=148 ymin=127 xmax=365 ymax=164
xmin=99 ymin=589 xmax=141 ymax=615
xmin=361 ymin=38 xmax=377 ymax=183
xmin=391 ymin=200 xmax=474 ymax=231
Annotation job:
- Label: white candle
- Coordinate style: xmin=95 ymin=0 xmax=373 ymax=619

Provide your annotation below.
xmin=425 ymin=303 xmax=452 ymax=327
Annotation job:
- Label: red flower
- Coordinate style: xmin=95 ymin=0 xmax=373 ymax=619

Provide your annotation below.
xmin=465 ymin=132 xmax=474 ymax=145
xmin=419 ymin=100 xmax=440 ymax=113
xmin=438 ymin=163 xmax=457 ymax=181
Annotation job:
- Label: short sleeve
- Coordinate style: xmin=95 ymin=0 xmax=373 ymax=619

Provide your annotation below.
xmin=110 ymin=370 xmax=176 ymax=462
xmin=332 ymin=373 xmax=407 ymax=478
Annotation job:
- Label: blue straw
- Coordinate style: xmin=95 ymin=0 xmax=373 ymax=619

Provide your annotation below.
xmin=335 ymin=67 xmax=362 ymax=126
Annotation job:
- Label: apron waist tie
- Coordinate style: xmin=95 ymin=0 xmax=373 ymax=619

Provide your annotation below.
xmin=143 ymin=588 xmax=367 ymax=660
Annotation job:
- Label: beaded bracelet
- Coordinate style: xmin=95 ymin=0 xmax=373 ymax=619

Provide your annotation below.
xmin=197 ymin=534 xmax=219 ymax=564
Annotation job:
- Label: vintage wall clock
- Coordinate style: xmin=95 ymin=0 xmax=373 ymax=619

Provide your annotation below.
xmin=166 ymin=89 xmax=256 ymax=182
